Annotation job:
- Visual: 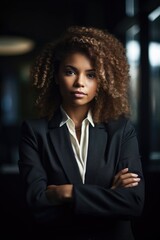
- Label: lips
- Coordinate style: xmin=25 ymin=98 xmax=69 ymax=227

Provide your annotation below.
xmin=71 ymin=91 xmax=87 ymax=98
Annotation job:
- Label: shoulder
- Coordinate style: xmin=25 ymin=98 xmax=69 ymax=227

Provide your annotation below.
xmin=105 ymin=116 xmax=136 ymax=137
xmin=20 ymin=109 xmax=62 ymax=133
xmin=20 ymin=117 xmax=49 ymax=134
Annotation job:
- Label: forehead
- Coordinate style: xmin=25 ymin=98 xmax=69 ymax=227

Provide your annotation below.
xmin=61 ymin=52 xmax=94 ymax=69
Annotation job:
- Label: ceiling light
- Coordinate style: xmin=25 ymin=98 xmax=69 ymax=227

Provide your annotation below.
xmin=0 ymin=36 xmax=35 ymax=56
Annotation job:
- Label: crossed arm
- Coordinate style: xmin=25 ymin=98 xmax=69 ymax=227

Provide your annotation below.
xmin=46 ymin=167 xmax=141 ymax=205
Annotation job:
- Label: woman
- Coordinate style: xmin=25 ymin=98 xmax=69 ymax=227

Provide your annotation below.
xmin=18 ymin=26 xmax=145 ymax=240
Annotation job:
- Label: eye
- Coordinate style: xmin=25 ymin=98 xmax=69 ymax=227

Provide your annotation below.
xmin=64 ymin=68 xmax=75 ymax=76
xmin=87 ymin=72 xmax=96 ymax=79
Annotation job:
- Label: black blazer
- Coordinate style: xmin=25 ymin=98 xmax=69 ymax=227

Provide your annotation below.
xmin=18 ymin=109 xmax=145 ymax=240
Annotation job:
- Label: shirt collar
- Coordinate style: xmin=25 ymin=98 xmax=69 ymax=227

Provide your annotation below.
xmin=60 ymin=106 xmax=95 ymax=127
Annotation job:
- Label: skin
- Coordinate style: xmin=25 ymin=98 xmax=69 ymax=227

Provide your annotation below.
xmin=46 ymin=52 xmax=141 ymax=205
xmin=58 ymin=52 xmax=98 ymax=129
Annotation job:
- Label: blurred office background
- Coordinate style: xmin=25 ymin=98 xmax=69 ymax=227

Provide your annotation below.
xmin=0 ymin=0 xmax=160 ymax=239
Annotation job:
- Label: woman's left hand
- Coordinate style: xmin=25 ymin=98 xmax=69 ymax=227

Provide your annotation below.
xmin=111 ymin=168 xmax=141 ymax=189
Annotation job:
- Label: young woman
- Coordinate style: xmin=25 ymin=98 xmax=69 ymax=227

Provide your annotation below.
xmin=18 ymin=26 xmax=145 ymax=240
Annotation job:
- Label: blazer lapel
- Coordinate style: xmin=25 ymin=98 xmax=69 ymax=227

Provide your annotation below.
xmin=48 ymin=110 xmax=82 ymax=184
xmin=85 ymin=124 xmax=108 ymax=184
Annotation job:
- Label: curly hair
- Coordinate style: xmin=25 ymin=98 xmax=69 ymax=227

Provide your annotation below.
xmin=31 ymin=26 xmax=131 ymax=123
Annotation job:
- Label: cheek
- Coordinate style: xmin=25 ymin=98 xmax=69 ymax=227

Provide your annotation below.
xmin=58 ymin=79 xmax=73 ymax=98
xmin=59 ymin=78 xmax=71 ymax=90
xmin=89 ymin=82 xmax=98 ymax=95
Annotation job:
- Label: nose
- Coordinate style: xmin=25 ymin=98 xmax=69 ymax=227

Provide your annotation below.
xmin=74 ymin=74 xmax=85 ymax=87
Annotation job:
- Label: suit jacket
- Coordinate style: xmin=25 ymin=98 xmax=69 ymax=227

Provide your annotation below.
xmin=18 ymin=109 xmax=145 ymax=240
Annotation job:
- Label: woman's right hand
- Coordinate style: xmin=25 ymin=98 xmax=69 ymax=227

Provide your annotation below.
xmin=46 ymin=184 xmax=73 ymax=205
xmin=111 ymin=168 xmax=141 ymax=189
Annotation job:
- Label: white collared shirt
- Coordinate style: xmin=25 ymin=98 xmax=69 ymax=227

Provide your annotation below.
xmin=60 ymin=106 xmax=94 ymax=183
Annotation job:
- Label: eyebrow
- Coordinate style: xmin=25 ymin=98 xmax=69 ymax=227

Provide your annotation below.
xmin=65 ymin=65 xmax=95 ymax=72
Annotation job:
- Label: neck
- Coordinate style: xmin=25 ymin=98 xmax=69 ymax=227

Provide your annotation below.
xmin=62 ymin=104 xmax=89 ymax=128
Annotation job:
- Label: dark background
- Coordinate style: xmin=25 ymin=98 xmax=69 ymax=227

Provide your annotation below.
xmin=0 ymin=0 xmax=160 ymax=239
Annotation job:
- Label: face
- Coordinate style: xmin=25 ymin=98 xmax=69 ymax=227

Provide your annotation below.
xmin=57 ymin=52 xmax=98 ymax=111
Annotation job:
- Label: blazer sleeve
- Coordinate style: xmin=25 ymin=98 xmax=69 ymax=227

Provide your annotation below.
xmin=18 ymin=120 xmax=72 ymax=224
xmin=73 ymin=119 xmax=145 ymax=219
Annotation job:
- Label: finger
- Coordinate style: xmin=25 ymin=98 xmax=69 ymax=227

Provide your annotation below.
xmin=114 ymin=174 xmax=140 ymax=188
xmin=121 ymin=168 xmax=129 ymax=173
xmin=124 ymin=182 xmax=139 ymax=188
xmin=117 ymin=168 xmax=129 ymax=176
xmin=119 ymin=172 xmax=139 ymax=180
xmin=121 ymin=177 xmax=141 ymax=186
xmin=113 ymin=168 xmax=129 ymax=185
